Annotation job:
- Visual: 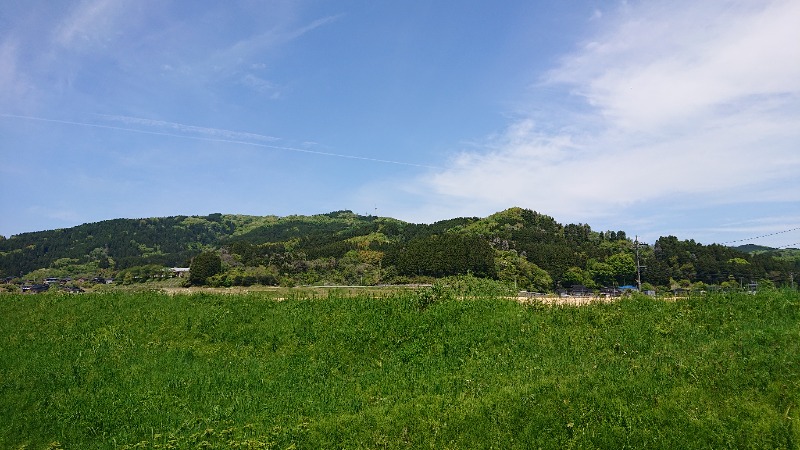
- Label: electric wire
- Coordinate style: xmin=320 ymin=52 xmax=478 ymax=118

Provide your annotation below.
xmin=720 ymin=227 xmax=800 ymax=245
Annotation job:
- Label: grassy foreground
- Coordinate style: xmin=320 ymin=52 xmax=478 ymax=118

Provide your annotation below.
xmin=1 ymin=289 xmax=798 ymax=449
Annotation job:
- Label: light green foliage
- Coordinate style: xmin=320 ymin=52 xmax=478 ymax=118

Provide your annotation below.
xmin=222 ymin=214 xmax=280 ymax=236
xmin=116 ymin=264 xmax=170 ymax=284
xmin=338 ymin=249 xmax=384 ymax=285
xmin=562 ymin=266 xmax=595 ymax=288
xmin=23 ymin=267 xmax=62 ymax=282
xmin=414 ymin=274 xmax=515 ymax=307
xmin=607 ymin=252 xmax=637 ymax=284
xmin=346 ymin=231 xmax=390 ymax=247
xmin=207 ymin=265 xmax=280 ymax=287
xmin=1 ymin=290 xmax=799 ymax=448
xmin=587 ymin=259 xmax=615 ymax=287
xmin=495 ymin=250 xmax=552 ymax=292
xmin=462 ymin=207 xmax=525 ymax=235
xmin=582 ymin=251 xmax=638 ymax=288
xmin=51 ymin=257 xmax=80 ymax=269
xmin=3 ymin=208 xmax=798 ymax=294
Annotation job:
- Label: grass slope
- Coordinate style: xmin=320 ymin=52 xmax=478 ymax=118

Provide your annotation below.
xmin=1 ymin=290 xmax=799 ymax=449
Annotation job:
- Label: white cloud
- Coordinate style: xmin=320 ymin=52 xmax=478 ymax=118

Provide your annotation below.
xmin=203 ymin=14 xmax=342 ymax=77
xmin=390 ymin=0 xmax=800 ymax=227
xmin=54 ymin=0 xmax=131 ymax=50
xmin=0 ymin=40 xmax=34 ymax=107
xmin=548 ymin=0 xmax=800 ymax=130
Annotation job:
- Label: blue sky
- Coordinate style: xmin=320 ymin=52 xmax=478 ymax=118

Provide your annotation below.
xmin=2 ymin=0 xmax=799 ymax=248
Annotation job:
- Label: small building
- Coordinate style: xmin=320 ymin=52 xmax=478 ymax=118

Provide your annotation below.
xmin=22 ymin=284 xmax=50 ymax=293
xmin=570 ymin=285 xmax=591 ymax=297
xmin=170 ymin=268 xmax=191 ymax=278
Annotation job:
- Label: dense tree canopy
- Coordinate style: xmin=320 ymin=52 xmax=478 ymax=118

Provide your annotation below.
xmin=1 ymin=208 xmax=797 ymax=291
xmin=189 ymin=251 xmax=222 ymax=286
xmin=389 ymin=233 xmax=496 ymax=278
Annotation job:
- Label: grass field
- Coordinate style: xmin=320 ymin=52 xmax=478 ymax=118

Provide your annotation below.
xmin=1 ymin=288 xmax=798 ymax=449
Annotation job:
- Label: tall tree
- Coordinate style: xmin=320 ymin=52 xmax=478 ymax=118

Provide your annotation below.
xmin=189 ymin=251 xmax=222 ymax=286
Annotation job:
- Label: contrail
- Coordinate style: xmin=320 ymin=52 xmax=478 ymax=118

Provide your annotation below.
xmin=1 ymin=113 xmax=441 ymax=169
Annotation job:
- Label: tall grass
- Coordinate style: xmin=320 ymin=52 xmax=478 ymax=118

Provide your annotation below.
xmin=1 ymin=289 xmax=798 ymax=448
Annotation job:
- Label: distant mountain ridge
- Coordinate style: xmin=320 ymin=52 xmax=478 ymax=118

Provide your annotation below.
xmin=733 ymin=244 xmax=778 ymax=253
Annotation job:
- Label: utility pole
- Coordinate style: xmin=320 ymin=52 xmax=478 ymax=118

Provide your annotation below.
xmin=635 ymin=236 xmax=646 ymax=291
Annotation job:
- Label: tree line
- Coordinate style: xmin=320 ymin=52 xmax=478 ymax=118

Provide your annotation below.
xmin=1 ymin=208 xmax=797 ymax=291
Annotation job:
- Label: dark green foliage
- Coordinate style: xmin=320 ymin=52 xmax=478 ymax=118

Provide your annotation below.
xmin=207 ymin=265 xmax=280 ymax=287
xmin=644 ymin=236 xmax=796 ymax=287
xmin=1 ymin=208 xmax=797 ymax=289
xmin=1 ymin=290 xmax=798 ymax=448
xmin=189 ymin=252 xmax=222 ymax=285
xmin=0 ymin=214 xmax=232 ymax=274
xmin=390 ymin=233 xmax=496 ymax=278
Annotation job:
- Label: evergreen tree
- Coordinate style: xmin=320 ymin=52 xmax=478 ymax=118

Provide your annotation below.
xmin=189 ymin=251 xmax=222 ymax=286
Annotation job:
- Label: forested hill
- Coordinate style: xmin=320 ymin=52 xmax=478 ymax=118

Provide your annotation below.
xmin=0 ymin=211 xmax=387 ymax=275
xmin=1 ymin=208 xmax=797 ymax=290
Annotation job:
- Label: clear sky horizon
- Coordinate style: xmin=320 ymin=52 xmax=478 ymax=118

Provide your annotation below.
xmin=2 ymin=1 xmax=799 ymax=248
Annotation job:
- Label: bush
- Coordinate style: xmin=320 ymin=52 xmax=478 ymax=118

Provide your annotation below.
xmin=206 ymin=266 xmax=280 ymax=287
xmin=414 ymin=282 xmax=455 ymax=309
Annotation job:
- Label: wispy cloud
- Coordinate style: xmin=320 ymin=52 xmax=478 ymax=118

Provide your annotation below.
xmin=201 ymin=13 xmax=343 ymax=92
xmin=224 ymin=13 xmax=343 ymax=59
xmin=396 ymin=0 xmax=800 ymax=227
xmin=2 ymin=2 xmax=340 ymax=111
xmin=239 ymin=74 xmax=284 ymax=98
xmin=54 ymin=0 xmax=131 ymax=50
xmin=0 ymin=0 xmax=146 ymax=113
xmin=0 ymin=40 xmax=33 ymax=106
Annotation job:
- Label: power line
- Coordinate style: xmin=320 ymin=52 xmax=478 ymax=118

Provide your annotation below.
xmin=721 ymin=227 xmax=800 ymax=245
xmin=777 ymin=242 xmax=800 ymax=249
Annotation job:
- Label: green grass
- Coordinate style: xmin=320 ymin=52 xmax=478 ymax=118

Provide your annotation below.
xmin=1 ymin=289 xmax=798 ymax=449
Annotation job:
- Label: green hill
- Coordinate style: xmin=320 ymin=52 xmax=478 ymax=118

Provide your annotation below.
xmin=735 ymin=244 xmax=800 ymax=265
xmin=734 ymin=244 xmax=776 ymax=253
xmin=1 ymin=208 xmax=797 ymax=290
